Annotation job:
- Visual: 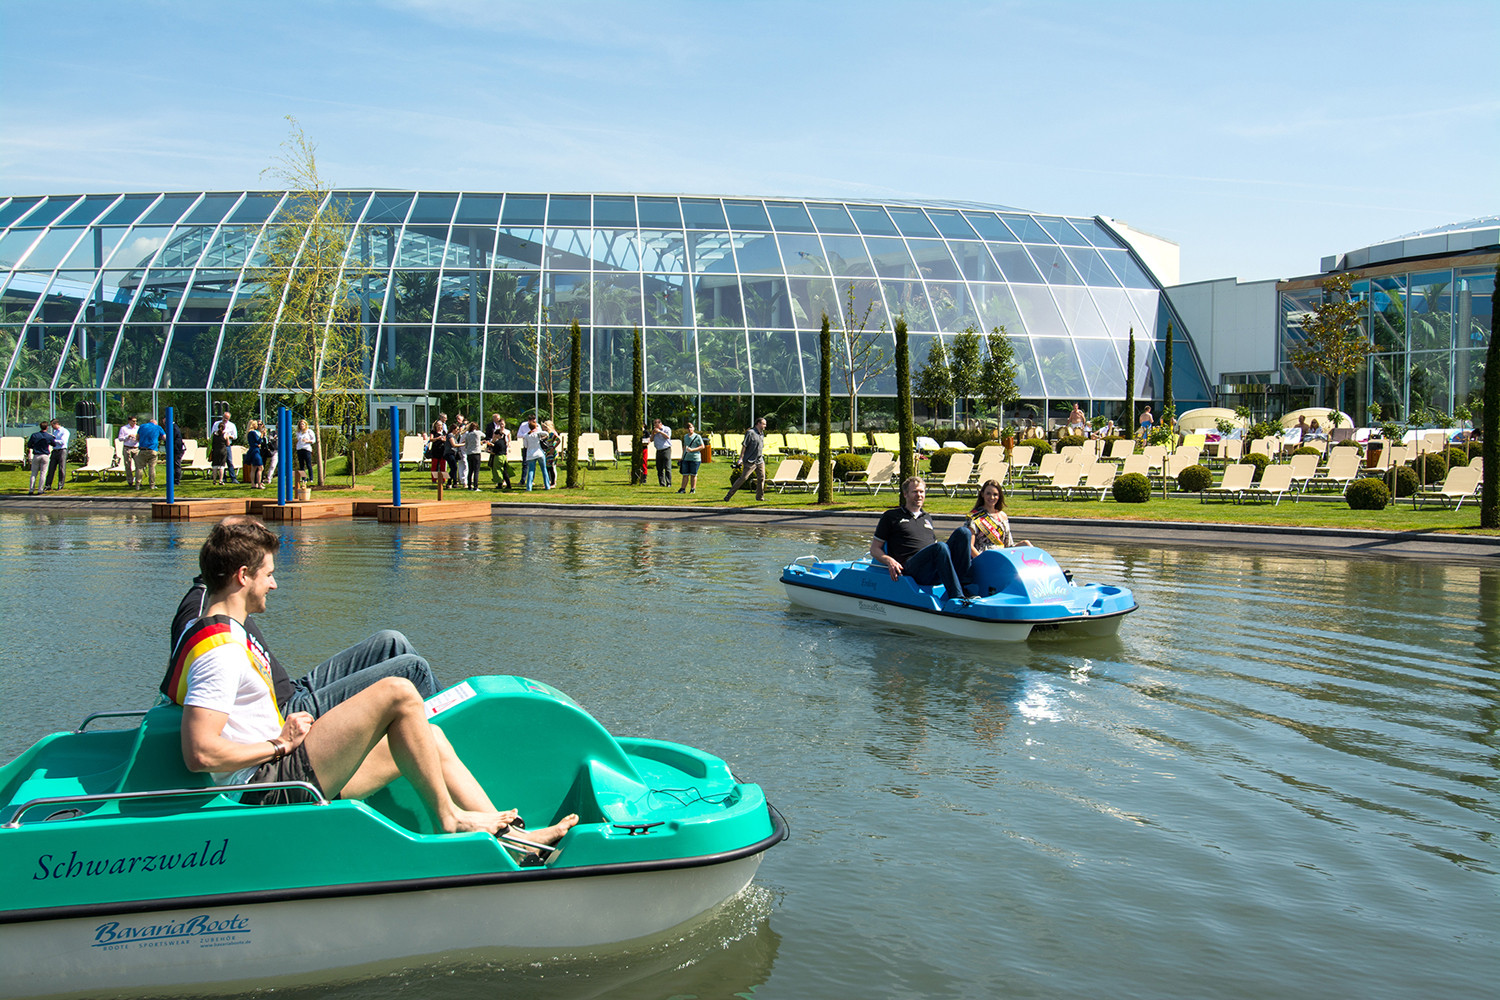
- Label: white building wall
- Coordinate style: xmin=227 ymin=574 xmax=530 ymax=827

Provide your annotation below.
xmin=1164 ymin=277 xmax=1279 ymax=386
xmin=1100 ymin=217 xmax=1180 ymax=286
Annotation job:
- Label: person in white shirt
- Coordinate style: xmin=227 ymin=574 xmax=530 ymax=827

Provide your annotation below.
xmin=517 ymin=416 xmax=545 ymax=490
xmin=295 ymin=419 xmax=316 ymax=484
xmin=45 ymin=419 xmax=70 ymax=490
xmin=651 ymin=418 xmax=673 ymax=487
xmin=211 ymin=411 xmax=239 ymax=483
xmin=117 ymin=416 xmax=140 ymax=487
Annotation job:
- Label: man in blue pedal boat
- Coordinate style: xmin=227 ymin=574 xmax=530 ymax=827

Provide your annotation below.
xmin=870 ymin=477 xmax=969 ymax=601
xmin=170 ymin=516 xmax=578 ymax=842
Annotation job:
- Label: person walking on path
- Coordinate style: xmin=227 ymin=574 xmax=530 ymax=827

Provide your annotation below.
xmin=27 ymin=421 xmax=52 ymax=494
xmin=723 ymin=417 xmax=767 ymax=502
xmin=651 ymin=418 xmax=673 ymax=487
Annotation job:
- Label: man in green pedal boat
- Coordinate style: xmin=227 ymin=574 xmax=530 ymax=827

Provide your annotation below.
xmin=170 ymin=517 xmax=578 ymax=843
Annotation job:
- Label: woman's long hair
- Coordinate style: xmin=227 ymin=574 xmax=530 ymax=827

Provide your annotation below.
xmin=970 ymin=479 xmax=1006 ymax=515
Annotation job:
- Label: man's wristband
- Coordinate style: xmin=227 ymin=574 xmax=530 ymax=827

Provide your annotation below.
xmin=268 ymin=739 xmax=285 ymax=764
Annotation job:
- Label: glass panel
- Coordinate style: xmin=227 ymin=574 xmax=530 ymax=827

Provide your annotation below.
xmin=1010 ymin=285 xmax=1067 ymax=338
xmin=544 ymin=228 xmax=593 ymax=269
xmin=866 ymin=237 xmax=916 ymax=279
xmin=766 ymin=201 xmax=815 ymax=232
xmin=644 ymin=274 xmax=684 ymax=326
xmin=1051 ymin=286 xmax=1109 ymax=337
xmin=228 ymin=193 xmax=283 ymax=225
xmin=10 ymin=325 xmax=66 ymax=388
xmin=12 ymin=196 xmax=81 ymax=229
xmin=724 ymin=199 xmax=771 ymax=231
xmin=964 ymin=212 xmax=1017 ymax=242
xmin=108 ymin=324 xmax=167 ymax=388
xmin=592 ymin=196 xmax=636 ymax=228
xmin=60 ymin=325 xmax=114 ymax=389
xmin=160 ymin=324 xmax=219 ymax=390
xmin=688 ymin=231 xmax=738 ymax=273
xmin=732 ymin=232 xmax=783 ymax=274
xmin=796 ymin=328 xmax=826 ymax=391
xmin=179 ymin=270 xmax=237 ymax=323
xmin=183 ymin=193 xmax=239 ymax=225
xmin=1408 ymin=271 xmax=1454 ymax=352
xmin=1072 ymin=219 xmax=1122 ymax=248
xmin=694 ymin=274 xmax=743 ymax=326
xmin=820 ymin=235 xmax=874 ymax=276
xmin=1032 ymin=337 xmax=1085 ymax=397
xmin=327 ymin=191 xmax=370 ymax=224
xmin=346 ymin=272 xmax=387 ymax=326
xmin=1156 ymin=299 xmax=1208 ymax=403
xmin=1089 ymin=288 xmax=1143 ymax=340
xmin=546 ymin=195 xmax=590 ymax=227
xmin=390 ymin=270 xmax=438 ymax=322
xmin=364 ymin=193 xmax=412 ymax=224
xmin=1371 ymin=275 xmax=1406 ymax=352
xmin=1030 ymin=244 xmax=1084 ymax=285
xmin=138 ymin=195 xmax=196 ymax=227
xmin=436 ymin=271 xmax=485 ymax=325
xmin=880 ymin=279 xmax=932 ymax=331
xmin=950 ymin=241 xmax=999 ymax=281
xmin=0 ymin=229 xmax=42 ymax=270
xmin=777 ymin=233 xmax=826 ymax=274
xmin=844 ymin=328 xmax=898 ymax=396
xmin=741 ymin=276 xmax=793 ymax=328
xmin=85 ymin=271 xmax=133 ymax=324
xmin=501 ymin=194 xmax=546 ymax=226
xmin=925 ymin=209 xmax=978 ymax=240
xmin=1064 ymin=246 xmax=1120 ymax=286
xmin=590 ymin=327 xmax=634 ymax=393
xmin=644 ymin=328 xmax=697 ymax=394
xmin=636 ymin=197 xmax=682 ymax=229
xmin=482 ymin=326 xmax=531 ymax=392
xmin=429 ymin=325 xmax=485 ymax=394
xmin=153 ymin=227 xmax=214 ymax=270
xmin=907 ymin=240 xmax=960 ymax=281
xmin=807 ymin=203 xmax=857 ymax=234
xmin=195 ymin=227 xmax=262 ymax=269
xmin=841 ymin=279 xmax=890 ymax=332
xmin=395 ymin=226 xmax=449 ymax=267
xmin=1037 ymin=218 xmax=1089 ymax=245
xmin=849 ymin=205 xmax=899 ymax=237
xmin=988 ymin=244 xmax=1044 ymax=284
xmin=1099 ymin=249 xmax=1156 ymax=289
xmin=55 ymin=195 xmax=120 ymax=228
xmin=971 ymin=283 xmax=1026 ymax=334
xmin=638 ymin=230 xmax=687 ymax=272
xmin=544 ymin=271 xmax=591 ymax=325
xmin=1454 ymin=348 xmax=1484 ymax=410
xmin=454 ymin=193 xmax=503 ymax=225
xmin=1408 ymin=351 xmax=1450 ymax=415
xmin=1076 ymin=338 xmax=1125 ymax=397
xmin=495 ymin=228 xmax=544 ymax=269
xmin=926 ymin=282 xmax=979 ymax=333
xmin=352 ymin=226 xmax=400 ymax=268
xmin=1457 ymin=268 xmax=1493 ymax=349
xmin=787 ymin=276 xmax=843 ymax=331
xmin=15 ymin=228 xmax=88 ymax=272
xmin=35 ymin=274 xmax=87 ymax=324
xmin=1124 ymin=289 xmax=1160 ymax=337
xmin=697 ymin=328 xmax=747 ymax=393
xmin=1369 ymin=353 xmax=1403 ymax=417
xmin=887 ymin=207 xmax=939 ymax=238
xmin=206 ymin=325 xmax=259 ymax=389
xmin=681 ymin=198 xmax=726 ymax=229
xmin=0 ymin=197 xmax=45 ymax=228
xmin=998 ymin=214 xmax=1053 ymax=243
xmin=749 ymin=330 xmax=803 ymax=393
xmin=485 ymin=270 xmax=539 ymax=325
xmin=94 ymin=194 xmax=158 ymax=227
xmin=591 ymin=229 xmax=640 ymax=270
xmin=125 ymin=269 xmax=191 ymax=323
xmin=1010 ymin=337 xmax=1043 ymax=397
xmin=445 ymin=226 xmax=498 ymax=268
xmin=588 ymin=273 xmax=639 ymax=327
xmin=372 ymin=327 xmax=432 ymax=390
xmin=408 ymin=193 xmax=456 ymax=225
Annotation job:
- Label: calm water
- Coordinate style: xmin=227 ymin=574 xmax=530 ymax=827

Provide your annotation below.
xmin=1 ymin=513 xmax=1497 ymax=1000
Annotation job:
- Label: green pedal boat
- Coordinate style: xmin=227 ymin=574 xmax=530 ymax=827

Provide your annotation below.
xmin=0 ymin=676 xmax=786 ymax=998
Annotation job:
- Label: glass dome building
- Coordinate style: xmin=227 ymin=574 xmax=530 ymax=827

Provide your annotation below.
xmin=0 ymin=190 xmax=1209 ymax=435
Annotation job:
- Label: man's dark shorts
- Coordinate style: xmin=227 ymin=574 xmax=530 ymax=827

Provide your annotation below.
xmin=243 ymin=742 xmax=323 ymax=805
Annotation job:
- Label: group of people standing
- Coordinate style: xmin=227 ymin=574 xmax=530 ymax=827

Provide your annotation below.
xmin=206 ymin=410 xmax=315 ymax=489
xmin=423 ymin=412 xmax=560 ymax=492
xmin=25 ymin=419 xmax=71 ymax=494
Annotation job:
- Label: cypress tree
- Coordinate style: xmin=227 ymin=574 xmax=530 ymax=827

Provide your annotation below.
xmin=895 ymin=317 xmax=915 ymax=483
xmin=630 ymin=326 xmax=645 ymax=485
xmin=566 ymin=319 xmax=581 ymax=488
xmin=1124 ymin=327 xmax=1136 ymax=437
xmin=1162 ymin=321 xmax=1174 ymax=433
xmin=818 ymin=313 xmax=834 ymax=504
xmin=1483 ymin=263 xmax=1499 ymax=527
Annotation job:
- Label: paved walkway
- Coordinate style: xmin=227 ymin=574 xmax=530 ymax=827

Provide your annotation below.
xmin=3 ymin=493 xmax=1497 ymax=564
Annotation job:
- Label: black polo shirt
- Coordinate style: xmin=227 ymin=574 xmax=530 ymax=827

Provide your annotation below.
xmin=874 ymin=506 xmax=937 ymax=566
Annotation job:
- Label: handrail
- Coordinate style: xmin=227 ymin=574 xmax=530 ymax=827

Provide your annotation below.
xmin=3 ymin=781 xmax=328 ymax=828
xmin=75 ymin=709 xmax=151 ymax=733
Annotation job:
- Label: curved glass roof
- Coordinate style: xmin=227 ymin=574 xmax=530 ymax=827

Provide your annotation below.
xmin=0 ymin=190 xmax=1208 ymax=407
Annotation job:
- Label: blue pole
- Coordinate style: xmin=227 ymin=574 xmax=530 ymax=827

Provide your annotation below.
xmin=165 ymin=407 xmax=175 ymax=504
xmin=390 ymin=405 xmax=401 ymax=507
xmin=279 ymin=407 xmax=290 ymax=506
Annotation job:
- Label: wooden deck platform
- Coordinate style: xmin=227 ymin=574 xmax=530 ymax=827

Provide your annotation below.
xmin=375 ymin=500 xmax=494 ymax=523
xmin=259 ymin=500 xmax=356 ymax=521
xmin=150 ymin=499 xmax=250 ymax=520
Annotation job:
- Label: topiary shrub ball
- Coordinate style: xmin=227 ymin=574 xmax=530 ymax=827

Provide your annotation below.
xmin=1021 ymin=437 xmax=1052 ymax=456
xmin=1241 ymin=453 xmax=1271 ymax=481
xmin=1293 ymin=446 xmax=1322 ymax=457
xmin=831 ymin=452 xmax=868 ymax=482
xmin=1389 ymin=465 xmax=1419 ymax=498
xmin=1445 ymin=446 xmax=1469 ymax=468
xmin=1346 ymin=477 xmax=1391 ymax=510
xmin=1177 ymin=463 xmax=1214 ymax=492
xmin=1056 ymin=434 xmax=1087 ymax=449
xmin=1414 ymin=451 xmax=1448 ymax=485
xmin=1112 ymin=472 xmax=1152 ymax=503
xmin=928 ymin=448 xmax=961 ymax=474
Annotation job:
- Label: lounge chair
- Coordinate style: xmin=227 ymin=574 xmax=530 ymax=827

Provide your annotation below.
xmin=844 ymin=451 xmax=896 ymax=494
xmin=1286 ymin=453 xmax=1320 ymax=493
xmin=1119 ymin=455 xmax=1152 ymax=479
xmin=1413 ymin=466 xmax=1482 ymax=510
xmin=1160 ymin=451 xmax=1197 ymax=490
xmin=974 ymin=450 xmax=1007 ymax=486
xmin=0 ymin=435 xmax=24 ymax=469
xmin=1202 ymin=463 xmax=1255 ymax=503
xmin=766 ymin=458 xmax=803 ymax=492
xmin=1240 ymin=463 xmax=1297 ymax=505
xmin=1105 ymin=438 xmax=1136 ymax=462
xmin=399 ymin=435 xmax=426 ymax=471
xmin=1069 ymin=464 xmax=1115 ymax=501
xmin=1141 ymin=445 xmax=1167 ymax=472
xmin=74 ymin=438 xmax=117 ymax=481
xmin=588 ymin=439 xmax=617 ymax=468
xmin=1032 ymin=461 xmax=1085 ymax=500
xmin=935 ymin=452 xmax=975 ymax=496
xmin=1310 ymin=449 xmax=1361 ymax=492
xmin=1022 ymin=451 xmax=1061 ymax=486
xmin=1058 ymin=444 xmax=1089 ymax=465
xmin=784 ymin=459 xmax=820 ymax=493
xmin=1007 ymin=445 xmax=1034 ymax=469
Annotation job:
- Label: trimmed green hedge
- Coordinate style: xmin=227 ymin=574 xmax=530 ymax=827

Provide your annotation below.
xmin=832 ymin=452 xmax=868 ymax=482
xmin=928 ymin=448 xmax=962 ymax=474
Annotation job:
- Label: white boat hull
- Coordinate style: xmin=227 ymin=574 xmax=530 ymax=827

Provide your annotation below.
xmin=782 ymin=581 xmax=1127 ymax=641
xmin=1 ymin=855 xmax=763 ymax=999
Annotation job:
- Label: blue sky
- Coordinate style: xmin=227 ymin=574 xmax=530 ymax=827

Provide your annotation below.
xmin=2 ymin=0 xmax=1494 ymax=284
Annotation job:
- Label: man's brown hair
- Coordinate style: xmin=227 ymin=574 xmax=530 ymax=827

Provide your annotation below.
xmin=199 ymin=516 xmax=278 ymax=593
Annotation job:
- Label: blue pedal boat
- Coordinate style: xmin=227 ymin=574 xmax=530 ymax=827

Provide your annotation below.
xmin=781 ymin=545 xmax=1138 ymax=641
xmin=0 ymin=676 xmax=785 ymax=998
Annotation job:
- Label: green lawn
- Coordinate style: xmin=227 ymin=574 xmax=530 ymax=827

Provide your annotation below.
xmin=8 ymin=456 xmax=1496 ymax=536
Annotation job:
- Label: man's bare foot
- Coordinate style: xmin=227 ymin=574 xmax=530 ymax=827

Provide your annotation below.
xmin=526 ymin=813 xmax=580 ymax=846
xmin=451 ymin=808 xmax=521 ymax=835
